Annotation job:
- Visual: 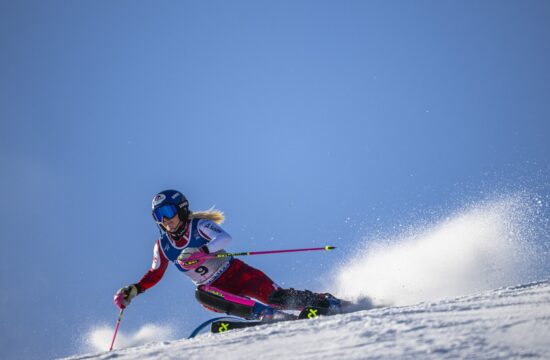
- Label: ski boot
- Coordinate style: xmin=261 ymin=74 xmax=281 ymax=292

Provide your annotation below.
xmin=268 ymin=288 xmax=345 ymax=315
xmin=297 ymin=293 xmax=347 ymax=319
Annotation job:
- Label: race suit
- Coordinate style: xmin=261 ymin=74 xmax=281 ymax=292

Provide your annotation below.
xmin=136 ymin=218 xmax=279 ymax=305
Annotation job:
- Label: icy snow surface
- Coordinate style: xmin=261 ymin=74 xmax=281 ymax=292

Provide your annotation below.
xmin=65 ymin=279 xmax=550 ymax=360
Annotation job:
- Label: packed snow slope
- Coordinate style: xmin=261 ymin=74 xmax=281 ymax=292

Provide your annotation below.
xmin=70 ymin=193 xmax=549 ymax=359
xmin=66 ymin=279 xmax=550 ymax=360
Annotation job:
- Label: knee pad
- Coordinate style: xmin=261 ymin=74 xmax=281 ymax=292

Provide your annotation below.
xmin=195 ymin=285 xmax=257 ymax=319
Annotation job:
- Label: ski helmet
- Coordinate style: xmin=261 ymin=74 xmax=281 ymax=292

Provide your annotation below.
xmin=152 ymin=190 xmax=190 ymax=225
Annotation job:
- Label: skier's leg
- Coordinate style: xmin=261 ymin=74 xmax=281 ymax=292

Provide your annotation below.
xmin=195 ymin=285 xmax=275 ymax=320
xmin=210 ymin=259 xmax=342 ymax=311
xmin=209 ymin=259 xmax=281 ymax=305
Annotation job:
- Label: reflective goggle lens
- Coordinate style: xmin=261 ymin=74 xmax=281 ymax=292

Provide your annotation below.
xmin=153 ymin=205 xmax=178 ymax=222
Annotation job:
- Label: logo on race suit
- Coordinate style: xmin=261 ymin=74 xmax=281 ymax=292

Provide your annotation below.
xmin=205 ymin=222 xmax=222 ymax=233
xmin=151 ymin=243 xmax=161 ymax=270
xmin=152 ymin=194 xmax=166 ymax=208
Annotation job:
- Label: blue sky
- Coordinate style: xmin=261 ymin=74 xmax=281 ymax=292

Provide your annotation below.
xmin=1 ymin=1 xmax=549 ymax=359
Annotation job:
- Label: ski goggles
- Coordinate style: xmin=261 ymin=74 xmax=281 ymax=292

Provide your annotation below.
xmin=152 ymin=205 xmax=179 ymax=223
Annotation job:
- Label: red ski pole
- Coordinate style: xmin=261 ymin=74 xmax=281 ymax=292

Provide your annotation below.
xmin=182 ymin=245 xmax=336 ymax=266
xmin=109 ymin=309 xmax=124 ymax=351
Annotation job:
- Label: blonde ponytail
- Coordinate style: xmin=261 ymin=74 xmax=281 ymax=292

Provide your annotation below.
xmin=189 ymin=208 xmax=225 ymax=224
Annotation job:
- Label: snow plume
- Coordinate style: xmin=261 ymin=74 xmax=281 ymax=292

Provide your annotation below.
xmin=82 ymin=323 xmax=176 ymax=353
xmin=336 ymin=194 xmax=549 ymax=307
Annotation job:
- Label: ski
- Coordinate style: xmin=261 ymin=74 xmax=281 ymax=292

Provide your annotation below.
xmin=211 ymin=319 xmax=273 ymax=333
xmin=210 ymin=305 xmax=348 ymax=334
xmin=189 ymin=293 xmax=366 ymax=337
xmin=298 ymin=306 xmax=332 ymax=319
xmin=188 ymin=316 xmax=243 ymax=338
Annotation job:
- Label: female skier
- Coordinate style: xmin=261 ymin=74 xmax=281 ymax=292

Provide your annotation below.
xmin=114 ymin=190 xmax=342 ymax=320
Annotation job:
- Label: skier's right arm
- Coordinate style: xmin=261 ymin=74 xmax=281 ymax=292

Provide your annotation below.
xmin=114 ymin=240 xmax=169 ymax=309
xmin=136 ymin=240 xmax=170 ymax=291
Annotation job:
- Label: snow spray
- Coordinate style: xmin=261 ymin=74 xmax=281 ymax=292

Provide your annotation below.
xmin=335 ymin=193 xmax=549 ymax=306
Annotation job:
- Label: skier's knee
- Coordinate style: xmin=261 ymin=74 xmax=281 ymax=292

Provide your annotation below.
xmin=195 ymin=285 xmax=256 ymax=319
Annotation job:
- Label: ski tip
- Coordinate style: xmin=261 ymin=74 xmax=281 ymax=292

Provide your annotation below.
xmin=325 ymin=246 xmax=336 ymax=251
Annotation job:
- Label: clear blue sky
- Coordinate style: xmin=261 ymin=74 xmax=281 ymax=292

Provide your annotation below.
xmin=1 ymin=1 xmax=549 ymax=359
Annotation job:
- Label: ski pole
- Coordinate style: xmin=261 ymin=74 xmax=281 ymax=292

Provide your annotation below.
xmin=109 ymin=309 xmax=124 ymax=351
xmin=182 ymin=245 xmax=336 ymax=266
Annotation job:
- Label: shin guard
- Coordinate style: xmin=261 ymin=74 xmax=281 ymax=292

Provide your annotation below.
xmin=195 ymin=285 xmax=273 ymax=320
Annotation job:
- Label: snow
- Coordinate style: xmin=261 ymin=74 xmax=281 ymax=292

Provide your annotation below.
xmin=64 ymin=279 xmax=550 ymax=360
xmin=334 ymin=195 xmax=546 ymax=306
xmin=84 ymin=324 xmax=176 ymax=353
xmin=67 ymin=194 xmax=549 ymax=359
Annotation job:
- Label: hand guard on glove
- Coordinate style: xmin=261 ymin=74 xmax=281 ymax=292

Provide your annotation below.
xmin=177 ymin=246 xmax=210 ymax=270
xmin=114 ymin=284 xmax=139 ymax=309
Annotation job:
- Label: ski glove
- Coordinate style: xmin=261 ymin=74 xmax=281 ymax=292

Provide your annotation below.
xmin=114 ymin=284 xmax=139 ymax=309
xmin=177 ymin=246 xmax=209 ymax=270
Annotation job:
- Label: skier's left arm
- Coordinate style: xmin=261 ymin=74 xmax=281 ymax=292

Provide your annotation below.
xmin=197 ymin=219 xmax=232 ymax=253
